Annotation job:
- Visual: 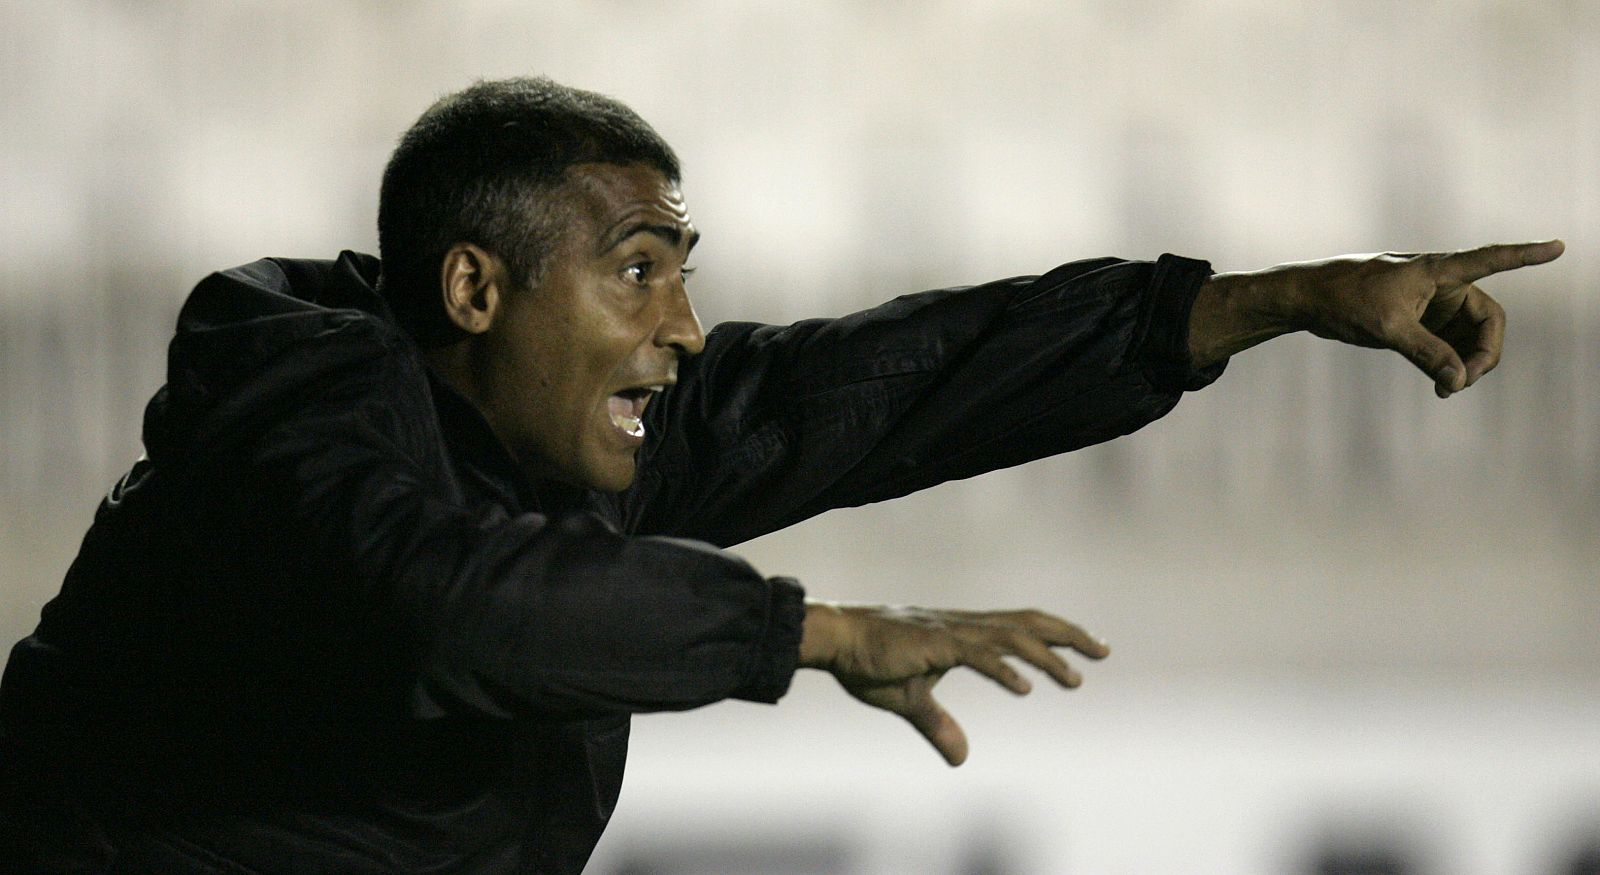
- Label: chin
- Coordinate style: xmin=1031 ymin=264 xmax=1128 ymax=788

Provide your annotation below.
xmin=523 ymin=450 xmax=635 ymax=494
xmin=582 ymin=460 xmax=637 ymax=493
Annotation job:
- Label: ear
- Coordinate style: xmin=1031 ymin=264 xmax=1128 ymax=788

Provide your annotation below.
xmin=438 ymin=243 xmax=506 ymax=335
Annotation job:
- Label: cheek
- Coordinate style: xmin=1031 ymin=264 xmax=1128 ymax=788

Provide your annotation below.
xmin=497 ymin=290 xmax=642 ymax=421
xmin=573 ymin=314 xmax=646 ymax=382
xmin=501 ymin=315 xmax=568 ymax=390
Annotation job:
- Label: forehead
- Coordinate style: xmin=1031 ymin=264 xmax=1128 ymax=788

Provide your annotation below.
xmin=558 ymin=162 xmax=691 ymax=243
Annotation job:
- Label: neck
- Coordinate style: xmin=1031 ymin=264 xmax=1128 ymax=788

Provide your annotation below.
xmin=421 ymin=341 xmax=477 ymax=404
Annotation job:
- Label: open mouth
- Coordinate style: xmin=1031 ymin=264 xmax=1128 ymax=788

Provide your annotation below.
xmin=607 ymin=385 xmax=662 ymax=439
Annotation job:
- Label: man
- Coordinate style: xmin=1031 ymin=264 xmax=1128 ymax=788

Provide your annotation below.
xmin=0 ymin=77 xmax=1562 ymax=873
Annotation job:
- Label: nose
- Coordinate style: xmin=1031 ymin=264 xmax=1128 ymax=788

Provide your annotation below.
xmin=656 ymin=282 xmax=706 ymax=357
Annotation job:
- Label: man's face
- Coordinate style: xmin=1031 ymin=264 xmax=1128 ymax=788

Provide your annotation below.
xmin=475 ymin=161 xmax=704 ymax=492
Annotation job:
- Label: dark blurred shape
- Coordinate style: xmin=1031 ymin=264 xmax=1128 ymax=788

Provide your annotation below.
xmin=1302 ymin=821 xmax=1430 ymax=875
xmin=955 ymin=834 xmax=1017 ymax=875
xmin=609 ymin=834 xmax=853 ymax=875
xmin=607 ymin=826 xmax=1025 ymax=875
xmin=1311 ymin=842 xmax=1413 ymax=875
xmin=1563 ymin=837 xmax=1600 ymax=875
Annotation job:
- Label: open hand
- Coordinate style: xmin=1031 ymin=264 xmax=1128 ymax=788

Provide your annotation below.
xmin=799 ymin=603 xmax=1108 ymax=765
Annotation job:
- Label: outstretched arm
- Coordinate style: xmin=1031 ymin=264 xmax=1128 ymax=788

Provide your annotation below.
xmin=797 ymin=601 xmax=1109 ymax=766
xmin=625 ymin=256 xmax=1221 ymax=546
xmin=1188 ymin=240 xmax=1565 ymax=397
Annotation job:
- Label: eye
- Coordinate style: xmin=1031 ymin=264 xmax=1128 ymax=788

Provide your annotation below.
xmin=623 ymin=261 xmax=652 ymax=286
xmin=680 ymin=265 xmax=697 ymax=282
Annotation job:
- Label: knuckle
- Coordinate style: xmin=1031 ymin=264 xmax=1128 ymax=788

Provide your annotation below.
xmin=955 ymin=640 xmax=985 ymax=664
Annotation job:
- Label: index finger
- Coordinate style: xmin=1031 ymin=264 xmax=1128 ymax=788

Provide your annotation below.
xmin=1435 ymin=240 xmax=1564 ymax=284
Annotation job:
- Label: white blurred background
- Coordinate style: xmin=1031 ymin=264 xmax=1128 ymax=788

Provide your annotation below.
xmin=2 ymin=2 xmax=1596 ymax=873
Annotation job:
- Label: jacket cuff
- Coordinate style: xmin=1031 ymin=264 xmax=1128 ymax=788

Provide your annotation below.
xmin=1133 ymin=253 xmax=1228 ymax=393
xmin=732 ymin=575 xmax=807 ymax=704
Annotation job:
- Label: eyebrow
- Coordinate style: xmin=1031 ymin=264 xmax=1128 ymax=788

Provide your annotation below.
xmin=600 ymin=221 xmax=700 ymax=256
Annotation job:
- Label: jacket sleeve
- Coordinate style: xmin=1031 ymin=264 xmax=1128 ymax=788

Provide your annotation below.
xmin=148 ymin=265 xmax=805 ymax=723
xmin=620 ymin=254 xmax=1223 ymax=546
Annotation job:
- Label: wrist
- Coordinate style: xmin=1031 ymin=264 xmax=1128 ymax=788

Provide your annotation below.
xmin=798 ymin=601 xmax=846 ymax=669
xmin=1188 ymin=268 xmax=1302 ymax=367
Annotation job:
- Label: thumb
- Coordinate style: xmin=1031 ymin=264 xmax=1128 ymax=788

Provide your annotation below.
xmin=902 ymin=690 xmax=969 ymax=766
xmin=1389 ymin=318 xmax=1466 ymax=397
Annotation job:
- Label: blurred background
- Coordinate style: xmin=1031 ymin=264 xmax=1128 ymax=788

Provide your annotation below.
xmin=2 ymin=1 xmax=1596 ymax=872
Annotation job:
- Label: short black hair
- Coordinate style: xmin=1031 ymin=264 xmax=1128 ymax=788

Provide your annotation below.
xmin=377 ymin=77 xmax=680 ymax=345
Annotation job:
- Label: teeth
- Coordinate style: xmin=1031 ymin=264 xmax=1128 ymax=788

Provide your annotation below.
xmin=608 ymin=384 xmax=666 ymax=439
xmin=610 ymin=409 xmax=645 ymax=438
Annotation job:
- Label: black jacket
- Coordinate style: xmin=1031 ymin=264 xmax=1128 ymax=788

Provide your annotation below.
xmin=0 ymin=251 xmax=1220 ymax=873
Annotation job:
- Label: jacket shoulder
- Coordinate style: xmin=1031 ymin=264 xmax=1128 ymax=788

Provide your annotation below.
xmin=145 ymin=252 xmax=423 ymax=462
